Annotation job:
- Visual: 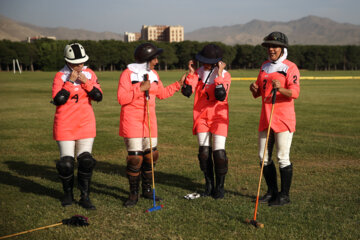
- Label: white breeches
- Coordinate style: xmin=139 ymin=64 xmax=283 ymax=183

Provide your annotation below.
xmin=258 ymin=130 xmax=293 ymax=168
xmin=124 ymin=137 xmax=158 ymax=152
xmin=57 ymin=138 xmax=94 ymax=158
xmin=197 ymin=132 xmax=226 ymax=151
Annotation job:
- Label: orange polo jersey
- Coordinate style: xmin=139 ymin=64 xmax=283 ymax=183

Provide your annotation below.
xmin=255 ymin=59 xmax=300 ymax=133
xmin=52 ymin=66 xmax=102 ymax=141
xmin=117 ymin=68 xmax=181 ymax=138
xmin=185 ymin=67 xmax=231 ymax=136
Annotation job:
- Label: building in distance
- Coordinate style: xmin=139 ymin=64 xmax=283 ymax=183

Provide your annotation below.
xmin=26 ymin=35 xmax=56 ymax=43
xmin=124 ymin=25 xmax=184 ymax=43
xmin=124 ymin=32 xmax=141 ymax=42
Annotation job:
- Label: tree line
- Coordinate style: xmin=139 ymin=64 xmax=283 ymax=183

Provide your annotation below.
xmin=0 ymin=39 xmax=359 ymax=71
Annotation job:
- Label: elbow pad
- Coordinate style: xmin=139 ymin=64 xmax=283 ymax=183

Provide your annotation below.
xmin=181 ymin=84 xmax=192 ymax=98
xmin=53 ymin=89 xmax=70 ymax=106
xmin=88 ymin=87 xmax=103 ymax=102
xmin=215 ymin=84 xmax=226 ymax=101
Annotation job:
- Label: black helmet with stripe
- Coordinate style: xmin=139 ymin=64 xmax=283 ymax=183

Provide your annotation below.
xmin=64 ymin=43 xmax=89 ymax=64
xmin=262 ymin=32 xmax=289 ymax=48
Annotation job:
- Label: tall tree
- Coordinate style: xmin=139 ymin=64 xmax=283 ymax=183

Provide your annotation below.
xmin=157 ymin=42 xmax=178 ymax=71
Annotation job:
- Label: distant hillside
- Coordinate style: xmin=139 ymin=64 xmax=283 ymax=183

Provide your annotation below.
xmin=185 ymin=16 xmax=360 ymax=45
xmin=0 ymin=15 xmax=123 ymax=41
xmin=1 ymin=15 xmax=359 ymax=45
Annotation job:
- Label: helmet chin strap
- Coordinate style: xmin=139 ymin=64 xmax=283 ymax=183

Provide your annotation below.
xmin=146 ymin=61 xmax=150 ymax=71
xmin=65 ymin=62 xmax=72 ymax=70
xmin=271 ymin=48 xmax=288 ymax=63
xmin=201 ymin=65 xmax=215 ymax=90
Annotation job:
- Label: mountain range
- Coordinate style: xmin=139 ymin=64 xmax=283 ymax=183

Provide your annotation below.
xmin=1 ymin=15 xmax=359 ymax=45
xmin=0 ymin=15 xmax=123 ymax=41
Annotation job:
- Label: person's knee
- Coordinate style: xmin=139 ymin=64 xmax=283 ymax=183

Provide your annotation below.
xmin=198 ymin=146 xmax=211 ymax=171
xmin=143 ymin=148 xmax=158 ymax=166
xmin=56 ymin=156 xmax=75 ymax=178
xmin=142 ymin=148 xmax=158 ymax=174
xmin=77 ymin=152 xmax=96 ymax=174
xmin=278 ymin=158 xmax=291 ymax=168
xmin=213 ymin=149 xmax=228 ymax=175
xmin=277 ymin=149 xmax=291 ymax=168
xmin=126 ymin=151 xmax=143 ymax=176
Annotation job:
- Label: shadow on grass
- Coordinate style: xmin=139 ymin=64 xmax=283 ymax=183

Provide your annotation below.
xmin=96 ymin=161 xmax=253 ymax=199
xmin=0 ymin=170 xmax=61 ymax=199
xmin=96 ymin=161 xmax=204 ymax=193
xmin=3 ymin=160 xmax=252 ymax=204
xmin=4 ymin=160 xmax=128 ymax=202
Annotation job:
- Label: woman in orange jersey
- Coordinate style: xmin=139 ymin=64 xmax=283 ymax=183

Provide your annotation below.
xmin=52 ymin=43 xmax=102 ymax=210
xmin=181 ymin=44 xmax=231 ymax=199
xmin=249 ymin=32 xmax=300 ymax=206
xmin=118 ymin=42 xmax=185 ymax=207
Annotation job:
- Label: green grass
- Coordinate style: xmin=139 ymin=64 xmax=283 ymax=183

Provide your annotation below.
xmin=0 ymin=70 xmax=360 ymax=240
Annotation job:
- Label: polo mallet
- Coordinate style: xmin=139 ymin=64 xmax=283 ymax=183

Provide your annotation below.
xmin=246 ymin=88 xmax=277 ymax=228
xmin=143 ymin=74 xmax=163 ymax=213
xmin=0 ymin=215 xmax=89 ymax=239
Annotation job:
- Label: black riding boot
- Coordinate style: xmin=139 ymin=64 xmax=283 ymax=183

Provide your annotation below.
xmin=202 ymin=148 xmax=215 ymax=197
xmin=78 ymin=172 xmax=96 ymax=210
xmin=56 ymin=156 xmax=75 ymax=207
xmin=124 ymin=175 xmax=140 ymax=207
xmin=212 ymin=150 xmax=228 ymax=199
xmin=203 ymin=167 xmax=215 ymax=197
xmin=213 ymin=174 xmax=226 ymax=199
xmin=198 ymin=146 xmax=214 ymax=197
xmin=258 ymin=161 xmax=278 ymax=204
xmin=269 ymin=164 xmax=293 ymax=207
xmin=141 ymin=171 xmax=162 ymax=201
xmin=60 ymin=175 xmax=75 ymax=206
xmin=77 ymin=152 xmax=96 ymax=210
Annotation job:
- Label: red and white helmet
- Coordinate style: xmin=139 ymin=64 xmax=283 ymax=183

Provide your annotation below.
xmin=64 ymin=43 xmax=89 ymax=64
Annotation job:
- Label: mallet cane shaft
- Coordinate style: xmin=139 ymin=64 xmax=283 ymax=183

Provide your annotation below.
xmin=247 ymin=88 xmax=277 ymax=228
xmin=144 ymin=74 xmax=163 ymax=212
xmin=0 ymin=223 xmax=63 ymax=239
xmin=0 ymin=215 xmax=89 ymax=239
xmin=146 ymin=95 xmax=156 ymax=202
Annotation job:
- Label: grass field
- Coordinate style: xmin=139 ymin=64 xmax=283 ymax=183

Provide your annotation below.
xmin=0 ymin=70 xmax=359 ymax=240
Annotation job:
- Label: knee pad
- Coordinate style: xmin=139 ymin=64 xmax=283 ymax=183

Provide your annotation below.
xmin=213 ymin=150 xmax=228 ymax=175
xmin=142 ymin=148 xmax=158 ymax=172
xmin=126 ymin=151 xmax=143 ymax=176
xmin=77 ymin=152 xmax=96 ymax=174
xmin=198 ymin=146 xmax=211 ymax=171
xmin=56 ymin=156 xmax=75 ymax=178
xmin=143 ymin=148 xmax=158 ymax=164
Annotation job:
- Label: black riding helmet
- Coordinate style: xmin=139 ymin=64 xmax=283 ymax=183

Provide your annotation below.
xmin=134 ymin=43 xmax=163 ymax=63
xmin=261 ymin=32 xmax=289 ymax=48
xmin=195 ymin=44 xmax=223 ymax=64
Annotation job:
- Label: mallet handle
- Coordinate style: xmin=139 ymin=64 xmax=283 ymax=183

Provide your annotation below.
xmin=0 ymin=223 xmax=63 ymax=239
xmin=253 ymin=88 xmax=277 ymax=221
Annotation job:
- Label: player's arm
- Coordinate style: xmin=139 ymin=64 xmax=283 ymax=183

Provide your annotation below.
xmin=52 ymin=73 xmax=71 ymax=106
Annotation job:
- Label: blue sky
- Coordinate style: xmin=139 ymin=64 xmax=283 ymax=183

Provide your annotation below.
xmin=0 ymin=0 xmax=359 ymax=33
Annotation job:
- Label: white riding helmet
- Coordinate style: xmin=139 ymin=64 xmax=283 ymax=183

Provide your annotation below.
xmin=64 ymin=43 xmax=89 ymax=64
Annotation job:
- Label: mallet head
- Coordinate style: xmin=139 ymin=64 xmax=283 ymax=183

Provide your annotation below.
xmin=146 ymin=205 xmax=163 ymax=213
xmin=245 ymin=218 xmax=264 ymax=228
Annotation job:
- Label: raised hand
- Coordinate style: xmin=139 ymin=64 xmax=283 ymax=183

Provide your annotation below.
xmin=69 ymin=71 xmax=79 ymax=82
xmin=188 ymin=60 xmax=195 ymax=74
xmin=217 ymin=61 xmax=226 ymax=76
xmin=178 ymin=73 xmax=187 ymax=86
xmin=77 ymin=72 xmax=88 ymax=84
